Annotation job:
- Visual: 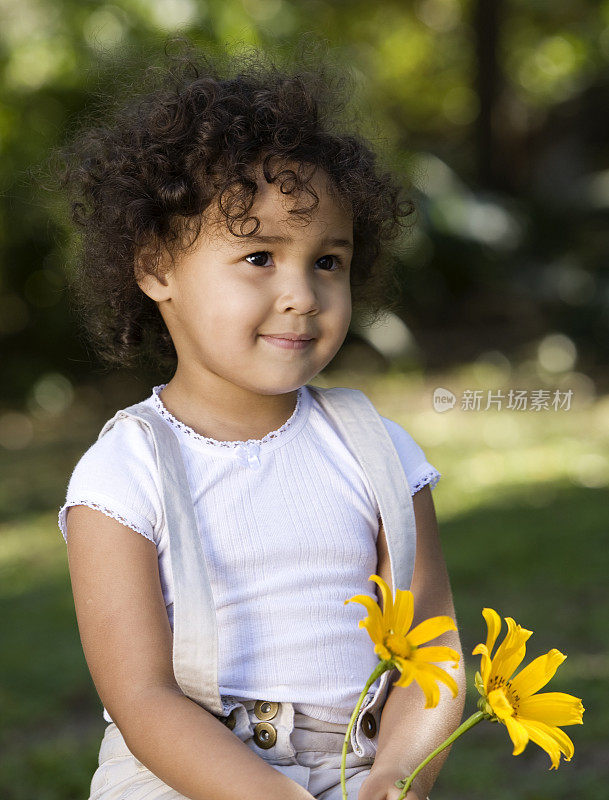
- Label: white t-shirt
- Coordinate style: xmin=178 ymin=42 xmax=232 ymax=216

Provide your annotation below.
xmin=58 ymin=383 xmax=441 ymax=724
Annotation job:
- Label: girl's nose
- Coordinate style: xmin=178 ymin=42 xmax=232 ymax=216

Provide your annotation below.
xmin=275 ymin=275 xmax=319 ymax=315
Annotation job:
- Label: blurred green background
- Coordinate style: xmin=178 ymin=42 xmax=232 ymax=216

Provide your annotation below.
xmin=1 ymin=0 xmax=608 ymax=798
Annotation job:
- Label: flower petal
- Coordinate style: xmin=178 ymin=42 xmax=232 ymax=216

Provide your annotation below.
xmin=393 ymin=658 xmax=416 ymax=688
xmin=412 ymin=645 xmax=461 ymax=666
xmin=472 ymin=643 xmax=492 ymax=688
xmin=487 ymin=688 xmax=515 ymax=720
xmin=496 ymin=642 xmax=529 ymax=686
xmin=490 ymin=617 xmax=532 ymax=683
xmin=415 ymin=662 xmax=460 ymax=699
xmin=344 ymin=594 xmax=385 ymax=645
xmin=368 ymin=574 xmax=394 ymax=626
xmin=413 ymin=668 xmax=441 ymax=708
xmin=407 ymin=616 xmax=457 ymax=647
xmin=503 ymin=715 xmax=529 ymax=756
xmin=374 ymin=642 xmax=393 ymax=661
xmin=517 ymin=692 xmax=584 ymax=727
xmin=482 ymin=607 xmax=502 ymax=658
xmin=344 ymin=593 xmax=378 ymax=614
xmin=517 ymin=718 xmax=575 ymax=770
xmin=473 ymin=608 xmax=502 ymax=689
xmin=510 ymin=649 xmax=567 ymax=700
xmin=490 ymin=617 xmax=523 ymax=662
xmin=535 ymin=721 xmax=575 ymax=762
xmin=392 ymin=588 xmax=414 ymax=636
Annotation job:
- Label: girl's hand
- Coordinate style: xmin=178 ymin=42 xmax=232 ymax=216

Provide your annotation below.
xmin=358 ymin=764 xmax=425 ymax=800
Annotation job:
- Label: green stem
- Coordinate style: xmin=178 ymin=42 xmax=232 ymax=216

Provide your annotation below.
xmin=341 ymin=660 xmax=393 ymax=800
xmin=395 ymin=711 xmax=487 ymax=799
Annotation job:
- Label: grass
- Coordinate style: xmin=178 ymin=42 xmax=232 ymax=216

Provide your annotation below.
xmin=0 ymin=510 xmax=103 ymax=800
xmin=0 ymin=364 xmax=607 ymax=799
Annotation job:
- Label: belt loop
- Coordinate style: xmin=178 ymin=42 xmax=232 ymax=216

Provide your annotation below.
xmin=216 ymin=697 xmax=253 ymax=741
xmin=351 ymin=670 xmax=393 ymax=757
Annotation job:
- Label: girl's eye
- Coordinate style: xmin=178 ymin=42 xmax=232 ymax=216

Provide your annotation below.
xmin=243 ymin=251 xmax=343 ymax=271
xmin=244 ymin=251 xmax=272 ymax=267
xmin=316 ymin=254 xmax=343 ymax=271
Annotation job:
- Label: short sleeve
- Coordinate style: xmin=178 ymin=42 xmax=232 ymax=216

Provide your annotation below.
xmin=380 ymin=416 xmax=441 ymax=495
xmin=58 ymin=416 xmax=164 ymax=546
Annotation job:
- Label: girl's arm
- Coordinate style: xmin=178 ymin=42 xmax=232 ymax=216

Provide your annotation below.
xmin=359 ymin=484 xmax=467 ymax=800
xmin=66 ymin=505 xmax=315 ymax=800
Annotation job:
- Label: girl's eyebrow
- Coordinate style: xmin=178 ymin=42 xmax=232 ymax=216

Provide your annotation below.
xmin=229 ymin=233 xmax=354 ymax=251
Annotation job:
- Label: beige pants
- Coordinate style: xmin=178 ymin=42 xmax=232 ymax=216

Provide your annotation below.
xmin=89 ymin=700 xmax=376 ymax=800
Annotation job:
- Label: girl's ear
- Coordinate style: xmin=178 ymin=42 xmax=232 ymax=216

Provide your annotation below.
xmin=135 ymin=269 xmax=171 ymax=302
xmin=134 ymin=248 xmax=172 ymax=302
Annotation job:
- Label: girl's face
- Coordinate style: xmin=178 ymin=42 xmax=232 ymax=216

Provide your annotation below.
xmin=140 ymin=164 xmax=353 ymax=397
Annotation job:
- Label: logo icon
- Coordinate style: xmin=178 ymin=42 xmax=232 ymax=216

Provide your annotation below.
xmin=433 ymin=387 xmax=456 ymax=413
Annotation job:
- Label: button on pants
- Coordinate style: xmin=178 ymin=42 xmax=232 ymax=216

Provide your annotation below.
xmin=88 ymin=698 xmax=376 ymax=799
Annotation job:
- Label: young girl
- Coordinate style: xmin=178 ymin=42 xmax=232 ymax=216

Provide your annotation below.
xmin=55 ymin=38 xmax=465 ymax=800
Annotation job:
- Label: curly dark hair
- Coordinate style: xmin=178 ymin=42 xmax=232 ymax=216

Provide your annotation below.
xmin=47 ymin=35 xmax=417 ymax=371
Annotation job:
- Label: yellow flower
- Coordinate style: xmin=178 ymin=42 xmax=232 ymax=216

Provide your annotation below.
xmin=473 ymin=607 xmax=584 ymax=770
xmin=344 ymin=573 xmax=460 ymax=708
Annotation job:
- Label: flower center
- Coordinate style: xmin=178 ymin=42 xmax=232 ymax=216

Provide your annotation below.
xmin=385 ymin=633 xmax=416 ymax=659
xmin=484 ymin=681 xmax=521 ymax=721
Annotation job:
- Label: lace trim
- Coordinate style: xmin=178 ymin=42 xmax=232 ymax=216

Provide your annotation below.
xmin=375 ymin=468 xmax=441 ymax=519
xmin=151 ymin=383 xmax=303 ymax=449
xmin=58 ymin=501 xmax=155 ymax=545
xmin=410 ymin=468 xmax=441 ymax=495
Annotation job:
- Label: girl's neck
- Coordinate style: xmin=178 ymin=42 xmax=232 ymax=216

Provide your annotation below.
xmin=157 ymin=376 xmax=302 ymax=443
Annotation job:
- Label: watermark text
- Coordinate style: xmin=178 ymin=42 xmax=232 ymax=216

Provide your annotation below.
xmin=432 ymin=388 xmax=573 ymax=413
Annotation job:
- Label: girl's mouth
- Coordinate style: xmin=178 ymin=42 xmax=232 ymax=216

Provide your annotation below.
xmin=259 ymin=335 xmax=315 ymax=350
